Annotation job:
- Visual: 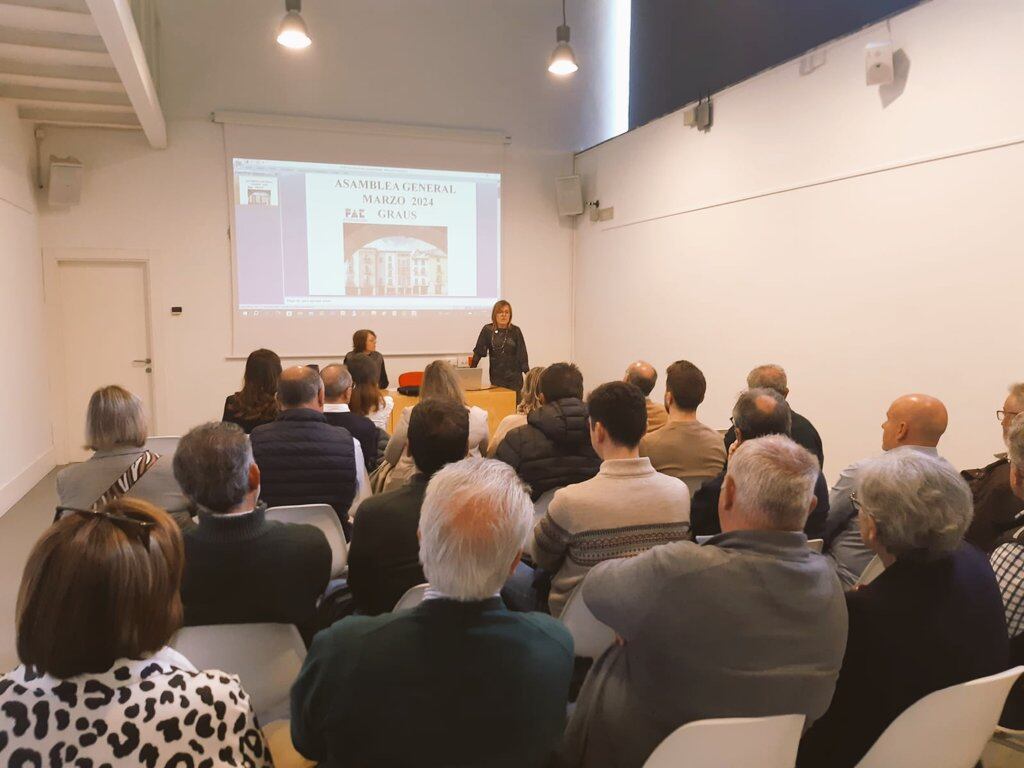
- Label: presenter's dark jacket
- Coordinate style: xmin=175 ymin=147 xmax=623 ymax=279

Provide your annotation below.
xmin=250 ymin=408 xmax=358 ymax=525
xmin=724 ymin=410 xmax=824 ymax=469
xmin=347 ymin=474 xmax=427 ymax=615
xmin=471 ymin=323 xmax=529 ymax=392
xmin=495 ymin=397 xmax=601 ymax=501
xmin=343 ymin=349 xmax=389 ymax=390
xmin=691 ymin=469 xmax=829 ymax=539
xmin=323 ymin=408 xmax=380 ymax=470
xmin=290 ymin=596 xmax=574 ymax=767
xmin=181 ymin=502 xmax=331 ymax=632
xmin=962 ymin=456 xmax=1024 ymax=551
xmin=797 ymin=544 xmax=1009 ymax=768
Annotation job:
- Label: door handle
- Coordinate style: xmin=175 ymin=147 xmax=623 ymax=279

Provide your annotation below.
xmin=132 ymin=358 xmax=152 ymax=364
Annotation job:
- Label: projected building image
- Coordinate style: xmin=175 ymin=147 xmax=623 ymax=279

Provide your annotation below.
xmin=342 ymin=223 xmax=449 ymax=296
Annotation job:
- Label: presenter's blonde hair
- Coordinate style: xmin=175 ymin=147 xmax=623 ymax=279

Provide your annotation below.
xmin=421 ymin=360 xmax=466 ymax=407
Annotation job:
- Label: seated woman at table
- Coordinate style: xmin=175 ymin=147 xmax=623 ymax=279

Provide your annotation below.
xmin=344 ymin=328 xmax=389 ymax=390
xmin=1 ymin=497 xmax=272 ymax=767
xmin=383 ymin=360 xmax=489 ymax=491
xmin=348 ymin=352 xmax=395 ymax=432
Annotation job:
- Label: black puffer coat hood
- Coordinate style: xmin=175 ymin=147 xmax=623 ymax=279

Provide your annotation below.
xmin=527 ymin=398 xmax=591 ymax=449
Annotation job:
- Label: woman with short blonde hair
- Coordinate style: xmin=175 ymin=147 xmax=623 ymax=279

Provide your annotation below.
xmin=487 ymin=366 xmax=545 ymax=457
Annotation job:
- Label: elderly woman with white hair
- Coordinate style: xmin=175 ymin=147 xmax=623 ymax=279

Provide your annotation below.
xmin=798 ymin=450 xmax=1009 ymax=768
xmin=57 ymin=385 xmax=191 ymax=527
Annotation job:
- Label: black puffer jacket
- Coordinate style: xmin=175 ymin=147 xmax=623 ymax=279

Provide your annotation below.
xmin=495 ymin=397 xmax=600 ymax=500
xmin=251 ymin=408 xmax=358 ymax=525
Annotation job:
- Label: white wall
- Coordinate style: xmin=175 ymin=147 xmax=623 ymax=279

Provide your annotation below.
xmin=572 ymin=0 xmax=1024 ymax=478
xmin=0 ymin=103 xmax=52 ymax=514
xmin=36 ymin=0 xmax=622 ymax=439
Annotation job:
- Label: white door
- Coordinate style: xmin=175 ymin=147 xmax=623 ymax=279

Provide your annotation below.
xmin=56 ymin=260 xmax=154 ymax=464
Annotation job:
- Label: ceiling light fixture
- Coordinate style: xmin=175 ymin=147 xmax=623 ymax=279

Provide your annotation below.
xmin=277 ymin=0 xmax=311 ymax=49
xmin=548 ymin=0 xmax=578 ymax=76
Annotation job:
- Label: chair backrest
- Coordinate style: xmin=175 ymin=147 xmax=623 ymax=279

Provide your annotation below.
xmin=266 ymin=503 xmax=348 ymax=577
xmin=643 ymin=714 xmax=806 ymax=768
xmin=856 ymin=554 xmax=886 ymax=587
xmin=560 ymin=586 xmax=616 ymax=659
xmin=807 ymin=538 xmax=824 ymax=553
xmin=145 ymin=435 xmax=180 ymax=456
xmin=681 ymin=475 xmax=715 ymax=498
xmin=855 ymin=666 xmax=1024 ymax=768
xmin=533 ymin=488 xmax=557 ymax=521
xmin=170 ymin=623 xmax=306 ymax=725
xmin=398 ymin=371 xmax=423 ymax=388
xmin=394 ymin=582 xmax=429 ymax=611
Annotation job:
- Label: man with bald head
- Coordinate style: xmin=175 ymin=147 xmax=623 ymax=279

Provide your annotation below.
xmin=321 ymin=363 xmax=380 ymax=470
xmin=625 ymin=360 xmax=667 ymax=433
xmin=250 ymin=365 xmax=370 ymax=530
xmin=824 ymin=393 xmax=951 ymax=586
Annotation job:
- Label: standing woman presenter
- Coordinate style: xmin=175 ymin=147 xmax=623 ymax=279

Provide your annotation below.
xmin=471 ymin=299 xmax=529 ymax=398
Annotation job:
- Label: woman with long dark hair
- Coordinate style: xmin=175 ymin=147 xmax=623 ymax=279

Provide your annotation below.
xmin=348 ymin=352 xmax=394 ymax=431
xmin=222 ymin=348 xmax=282 ymax=433
xmin=344 ymin=329 xmax=389 ymax=390
xmin=471 ymin=300 xmax=529 ymax=397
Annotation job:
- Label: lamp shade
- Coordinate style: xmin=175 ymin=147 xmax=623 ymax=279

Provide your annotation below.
xmin=548 ymin=24 xmax=578 ymax=75
xmin=277 ymin=9 xmax=311 ymax=49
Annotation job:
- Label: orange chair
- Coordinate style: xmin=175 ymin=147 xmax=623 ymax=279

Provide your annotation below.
xmin=398 ymin=371 xmax=423 ymax=388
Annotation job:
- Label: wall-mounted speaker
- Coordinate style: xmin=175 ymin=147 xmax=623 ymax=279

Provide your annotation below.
xmin=556 ymin=175 xmax=584 ymax=216
xmin=48 ymin=158 xmax=83 ymax=207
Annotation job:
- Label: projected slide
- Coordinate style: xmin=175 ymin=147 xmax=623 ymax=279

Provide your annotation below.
xmin=232 ymin=158 xmax=501 ymax=313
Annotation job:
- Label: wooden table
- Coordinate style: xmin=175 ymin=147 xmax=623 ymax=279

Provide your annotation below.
xmin=387 ymin=387 xmax=517 ymax=437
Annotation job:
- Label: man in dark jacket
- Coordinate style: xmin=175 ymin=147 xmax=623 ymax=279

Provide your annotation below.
xmin=250 ymin=366 xmax=367 ymax=530
xmin=723 ymin=364 xmax=824 ymax=469
xmin=320 ymin=363 xmax=380 ymax=471
xmin=173 ymin=421 xmax=331 ymax=635
xmin=692 ymin=388 xmax=829 ymax=539
xmin=495 ymin=362 xmax=600 ymax=500
xmin=348 ymin=398 xmax=469 ymax=615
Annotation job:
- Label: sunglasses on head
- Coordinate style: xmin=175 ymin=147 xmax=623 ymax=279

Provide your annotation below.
xmin=53 ymin=506 xmax=154 ymax=548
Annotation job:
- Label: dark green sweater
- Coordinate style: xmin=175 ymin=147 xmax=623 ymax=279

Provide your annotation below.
xmin=291 ymin=597 xmax=574 ymax=767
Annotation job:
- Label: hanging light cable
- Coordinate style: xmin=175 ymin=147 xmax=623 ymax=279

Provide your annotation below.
xmin=548 ymin=0 xmax=578 ymax=75
xmin=277 ymin=0 xmax=312 ymax=49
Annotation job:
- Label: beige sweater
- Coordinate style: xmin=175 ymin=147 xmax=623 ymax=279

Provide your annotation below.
xmin=531 ymin=457 xmax=691 ymax=617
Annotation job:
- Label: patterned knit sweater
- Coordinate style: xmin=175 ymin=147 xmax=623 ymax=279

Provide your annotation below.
xmin=531 ymin=457 xmax=692 ymax=617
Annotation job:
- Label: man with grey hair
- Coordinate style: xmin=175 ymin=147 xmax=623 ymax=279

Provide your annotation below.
xmin=724 ymin=364 xmax=824 ymax=468
xmin=250 ymin=365 xmax=369 ymax=530
xmin=173 ymin=421 xmax=331 ymax=633
xmin=824 ymin=393 xmax=951 ymax=587
xmin=563 ymin=435 xmax=847 ymax=768
xmin=290 ymin=458 xmax=574 ymax=766
xmin=321 ymin=363 xmax=379 ymax=470
xmin=963 ymin=383 xmax=1024 ymax=550
xmin=800 ymin=450 xmax=1008 ymax=767
xmin=624 ymin=360 xmax=666 ymax=433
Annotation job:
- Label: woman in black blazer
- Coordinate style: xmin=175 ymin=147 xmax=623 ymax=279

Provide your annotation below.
xmin=470 ymin=299 xmax=529 ymax=398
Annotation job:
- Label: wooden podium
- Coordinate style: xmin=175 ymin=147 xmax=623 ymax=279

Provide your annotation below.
xmin=387 ymin=387 xmax=518 ymax=436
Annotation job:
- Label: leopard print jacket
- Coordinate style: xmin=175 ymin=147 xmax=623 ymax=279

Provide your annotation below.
xmin=0 ymin=646 xmax=273 ymax=767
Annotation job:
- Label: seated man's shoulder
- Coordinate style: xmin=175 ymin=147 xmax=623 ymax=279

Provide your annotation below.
xmin=508 ymin=611 xmax=574 ymax=658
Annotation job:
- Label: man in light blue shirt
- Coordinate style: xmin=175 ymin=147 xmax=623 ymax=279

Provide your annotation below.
xmin=824 ymin=394 xmax=950 ymax=586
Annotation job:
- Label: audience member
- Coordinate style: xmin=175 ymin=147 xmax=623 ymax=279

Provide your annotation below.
xmin=348 ymin=398 xmax=470 ymax=615
xmin=347 ymin=351 xmax=395 ymax=431
xmin=250 ymin=365 xmax=369 ymax=526
xmin=496 ymin=362 xmax=601 ymax=500
xmin=963 ymin=383 xmax=1024 ymax=550
xmin=488 ymin=365 xmax=545 ymax=456
xmin=724 ymin=364 xmax=824 ymax=467
xmin=57 ymin=385 xmax=190 ymax=528
xmin=173 ymin=422 xmax=331 ymax=631
xmin=343 ymin=328 xmax=389 ymax=390
xmin=562 ymin=435 xmax=846 ymax=768
xmin=624 ymin=360 xmax=666 ymax=433
xmin=2 ymin=498 xmax=271 ymax=767
xmin=798 ymin=452 xmax=1007 ymax=768
xmin=222 ymin=347 xmax=281 ymax=433
xmin=321 ymin=363 xmax=380 ymax=470
xmin=291 ymin=458 xmax=574 ymax=766
xmin=640 ymin=360 xmax=726 ymax=483
xmin=532 ymin=381 xmax=691 ymax=616
xmin=824 ymin=394 xmax=950 ymax=586
xmin=384 ymin=360 xmax=489 ymax=490
xmin=690 ymin=388 xmax=829 ymax=538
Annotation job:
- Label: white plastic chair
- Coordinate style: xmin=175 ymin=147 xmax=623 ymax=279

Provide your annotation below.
xmin=681 ymin=475 xmax=715 ymax=498
xmin=145 ymin=435 xmax=180 ymax=456
xmin=170 ymin=623 xmax=306 ymax=725
xmin=854 ymin=666 xmax=1024 ymax=768
xmin=560 ymin=585 xmax=616 ymax=659
xmin=856 ymin=555 xmax=886 ymax=587
xmin=266 ymin=504 xmax=348 ymax=578
xmin=807 ymin=538 xmax=824 ymax=553
xmin=643 ymin=714 xmax=805 ymax=768
xmin=394 ymin=582 xmax=429 ymax=611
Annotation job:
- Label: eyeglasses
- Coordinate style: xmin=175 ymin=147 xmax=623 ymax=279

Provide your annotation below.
xmin=54 ymin=506 xmax=153 ymax=547
xmin=998 ymin=410 xmax=1022 ymax=422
